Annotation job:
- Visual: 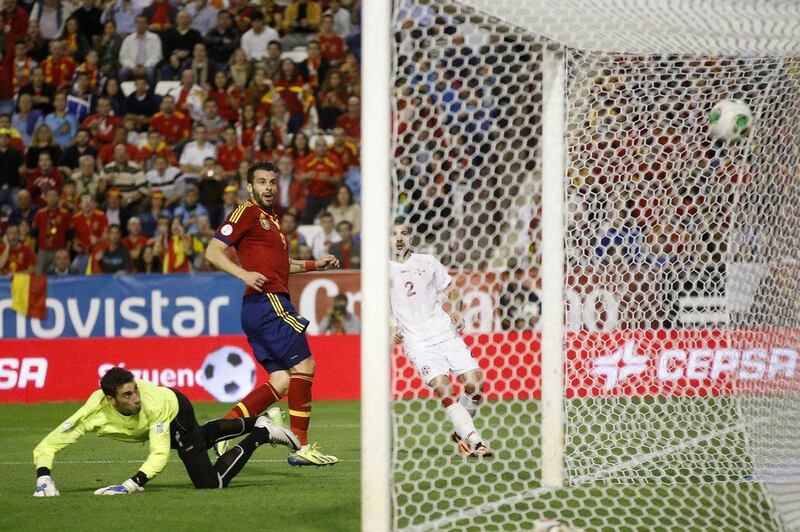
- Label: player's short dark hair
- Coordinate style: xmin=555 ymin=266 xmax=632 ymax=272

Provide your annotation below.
xmin=100 ymin=367 xmax=135 ymax=397
xmin=246 ymin=161 xmax=277 ymax=184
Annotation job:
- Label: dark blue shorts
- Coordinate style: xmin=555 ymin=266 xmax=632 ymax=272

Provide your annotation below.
xmin=241 ymin=292 xmax=312 ymax=373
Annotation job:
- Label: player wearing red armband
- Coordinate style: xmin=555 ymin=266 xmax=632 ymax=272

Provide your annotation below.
xmin=205 ymin=161 xmax=340 ymax=467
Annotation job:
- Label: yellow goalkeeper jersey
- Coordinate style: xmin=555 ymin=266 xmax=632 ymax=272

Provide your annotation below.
xmin=33 ymin=380 xmax=179 ymax=479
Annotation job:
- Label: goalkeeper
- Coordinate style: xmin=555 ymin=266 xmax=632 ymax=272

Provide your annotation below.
xmin=32 ymin=367 xmax=299 ymax=496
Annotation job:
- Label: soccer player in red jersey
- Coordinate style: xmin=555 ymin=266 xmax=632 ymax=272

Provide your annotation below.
xmin=205 ymin=161 xmax=340 ymax=466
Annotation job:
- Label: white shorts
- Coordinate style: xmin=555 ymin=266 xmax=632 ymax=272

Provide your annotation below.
xmin=404 ymin=336 xmax=479 ymax=383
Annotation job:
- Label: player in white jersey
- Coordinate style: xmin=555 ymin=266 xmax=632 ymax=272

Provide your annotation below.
xmin=389 ymin=223 xmax=492 ymax=457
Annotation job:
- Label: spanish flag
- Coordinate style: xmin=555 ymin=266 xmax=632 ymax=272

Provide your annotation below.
xmin=11 ymin=274 xmax=47 ymax=320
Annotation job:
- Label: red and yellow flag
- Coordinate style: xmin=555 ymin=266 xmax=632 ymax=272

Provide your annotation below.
xmin=11 ymin=274 xmax=47 ymax=320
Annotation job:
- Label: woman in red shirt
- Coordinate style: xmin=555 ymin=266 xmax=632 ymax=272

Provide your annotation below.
xmin=287 ymin=131 xmax=311 ymax=169
xmin=235 ymin=103 xmax=261 ymax=152
xmin=316 ymin=69 xmax=348 ymax=130
xmin=217 ymin=126 xmax=247 ymax=179
xmin=253 ymin=128 xmax=282 ymax=164
xmin=272 ymin=58 xmax=310 ymax=134
xmin=208 ymin=71 xmax=240 ymax=123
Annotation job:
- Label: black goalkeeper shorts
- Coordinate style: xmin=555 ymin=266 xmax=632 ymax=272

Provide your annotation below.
xmin=169 ymin=389 xmax=219 ymax=489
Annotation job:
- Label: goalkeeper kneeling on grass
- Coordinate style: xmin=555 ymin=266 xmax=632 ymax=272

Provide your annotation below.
xmin=32 ymin=367 xmax=299 ymax=497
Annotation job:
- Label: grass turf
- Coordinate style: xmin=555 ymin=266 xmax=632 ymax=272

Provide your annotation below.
xmin=0 ymin=401 xmax=359 ymax=532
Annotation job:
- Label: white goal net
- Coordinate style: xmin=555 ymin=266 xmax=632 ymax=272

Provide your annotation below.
xmin=388 ymin=0 xmax=800 ymax=530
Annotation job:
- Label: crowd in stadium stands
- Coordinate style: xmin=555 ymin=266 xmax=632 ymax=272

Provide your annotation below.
xmin=0 ymin=0 xmax=363 ymax=276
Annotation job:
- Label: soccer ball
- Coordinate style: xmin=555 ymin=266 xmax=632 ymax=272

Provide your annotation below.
xmin=708 ymin=99 xmax=752 ymax=141
xmin=200 ymin=346 xmax=257 ymax=402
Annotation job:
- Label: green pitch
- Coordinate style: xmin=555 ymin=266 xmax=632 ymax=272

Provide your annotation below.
xmin=0 ymin=401 xmax=359 ymax=532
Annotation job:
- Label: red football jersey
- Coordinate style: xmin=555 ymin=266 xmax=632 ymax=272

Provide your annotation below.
xmin=71 ymin=209 xmax=107 ymax=254
xmin=214 ymin=200 xmax=289 ymax=296
xmin=33 ymin=207 xmax=71 ymax=251
xmin=0 ymin=242 xmax=36 ymax=274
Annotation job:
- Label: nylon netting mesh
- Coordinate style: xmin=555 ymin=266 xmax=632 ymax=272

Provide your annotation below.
xmin=390 ymin=0 xmax=800 ymax=530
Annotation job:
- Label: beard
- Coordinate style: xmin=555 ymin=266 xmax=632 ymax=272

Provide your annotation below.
xmin=253 ymin=192 xmax=274 ymax=211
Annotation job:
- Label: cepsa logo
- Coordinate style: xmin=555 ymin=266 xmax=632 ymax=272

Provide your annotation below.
xmin=0 ymin=358 xmax=48 ymax=389
xmin=592 ymin=341 xmax=798 ymax=391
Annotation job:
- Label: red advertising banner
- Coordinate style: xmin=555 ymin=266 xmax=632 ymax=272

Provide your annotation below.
xmin=2 ymin=330 xmax=798 ymax=403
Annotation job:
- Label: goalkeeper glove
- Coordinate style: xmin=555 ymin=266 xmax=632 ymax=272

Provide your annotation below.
xmin=94 ymin=478 xmax=143 ymax=496
xmin=33 ymin=475 xmax=59 ymax=497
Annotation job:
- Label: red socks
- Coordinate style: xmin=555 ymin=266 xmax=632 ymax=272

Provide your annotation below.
xmin=289 ymin=372 xmax=314 ymax=446
xmin=223 ymin=382 xmax=282 ymax=419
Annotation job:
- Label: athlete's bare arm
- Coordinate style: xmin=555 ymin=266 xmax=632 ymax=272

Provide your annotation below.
xmin=205 ymin=238 xmax=267 ymax=292
xmin=288 ymin=254 xmax=341 ymax=274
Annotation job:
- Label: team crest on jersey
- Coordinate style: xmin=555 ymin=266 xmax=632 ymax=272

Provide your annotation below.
xmin=259 ymin=216 xmax=270 ymax=230
xmin=420 ymin=365 xmax=431 ymax=377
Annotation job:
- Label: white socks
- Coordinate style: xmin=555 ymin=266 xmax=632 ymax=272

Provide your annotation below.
xmin=445 ymin=403 xmax=482 ymax=446
xmin=459 ymin=392 xmax=480 ymax=418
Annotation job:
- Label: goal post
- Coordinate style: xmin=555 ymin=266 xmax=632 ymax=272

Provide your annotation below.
xmin=367 ymin=0 xmax=800 ymax=530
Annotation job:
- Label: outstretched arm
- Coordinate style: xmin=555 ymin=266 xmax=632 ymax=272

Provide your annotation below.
xmin=205 ymin=237 xmax=267 ymax=292
xmin=289 ymin=254 xmax=340 ymax=274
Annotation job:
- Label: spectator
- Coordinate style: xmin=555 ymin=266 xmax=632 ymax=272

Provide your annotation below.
xmin=149 ymin=94 xmax=191 ymax=146
xmin=122 ymin=216 xmax=148 ymax=263
xmin=217 ymin=126 xmax=246 ymax=179
xmin=288 ymin=130 xmax=311 ymax=167
xmin=0 ymin=129 xmax=25 ymax=211
xmin=240 ymin=11 xmax=279 ymax=63
xmin=140 ymin=190 xmax=171 ymax=237
xmin=104 ymin=188 xmax=125 ymax=228
xmin=330 ymin=125 xmax=358 ymax=170
xmin=311 ymin=210 xmax=341 ymax=260
xmin=139 ymin=129 xmax=178 ymax=171
xmin=24 ymin=20 xmax=50 ymax=63
xmin=10 ymin=39 xmax=37 ymax=99
xmin=71 ymin=192 xmax=107 ymax=267
xmin=30 ymin=0 xmax=72 ymax=41
xmin=318 ymin=293 xmax=360 ymax=334
xmin=281 ymin=211 xmax=306 ymax=260
xmin=298 ymin=135 xmax=343 ymax=224
xmin=317 ymin=69 xmax=347 ymax=129
xmin=25 ymin=123 xmax=61 ymax=170
xmin=125 ymin=78 xmax=161 ymax=131
xmin=74 ymin=46 xmax=99 ymax=89
xmin=145 ymin=155 xmax=184 ymax=207
xmin=44 ymin=91 xmax=78 ymax=148
xmin=0 ymin=40 xmax=18 ymax=115
xmin=274 ymin=154 xmax=306 ymax=218
xmin=98 ymin=77 xmax=127 ymax=117
xmin=220 ymin=184 xmax=238 ymax=222
xmin=0 ymin=224 xmax=36 ymax=275
xmin=186 ymin=0 xmax=218 ymax=36
xmin=236 ymin=103 xmax=260 ymax=151
xmin=102 ymin=144 xmax=147 ymax=210
xmin=168 ymin=68 xmax=206 ymax=121
xmin=59 ymin=17 xmax=90 ymax=61
xmin=40 ymin=39 xmax=76 ymax=90
xmin=59 ymin=178 xmax=79 ymax=213
xmin=0 ymin=113 xmax=25 ymax=152
xmin=266 ymin=96 xmax=291 ymax=147
xmin=135 ymin=244 xmax=161 ymax=273
xmin=253 ymin=128 xmax=281 ymax=164
xmin=198 ymin=98 xmax=227 ymax=140
xmin=191 ymin=213 xmax=215 ymax=270
xmin=272 ymin=58 xmax=309 ymax=134
xmin=68 ymin=72 xmax=93 ymax=119
xmin=328 ymin=184 xmax=360 ymax=234
xmin=158 ymin=216 xmax=194 ymax=272
xmin=281 ymin=0 xmax=322 ymax=50
xmin=173 ymin=184 xmax=208 ymax=235
xmin=183 ymin=42 xmax=217 ymax=90
xmin=100 ymin=0 xmax=138 ymax=38
xmin=207 ymin=70 xmax=238 ymax=122
xmin=81 ymin=96 xmax=122 ymax=150
xmin=197 ymin=156 xmax=225 ymax=221
xmin=338 ymin=50 xmax=360 ymax=89
xmin=1 ymin=0 xmax=30 ymax=42
xmin=71 ymin=154 xmax=103 ymax=201
xmin=19 ymin=65 xmax=55 ymax=115
xmin=336 ymin=95 xmax=360 ymax=141
xmin=98 ymin=127 xmax=139 ymax=166
xmin=91 ymin=223 xmax=132 ymax=274
xmin=180 ymin=124 xmax=217 ymax=177
xmin=96 ymin=19 xmax=123 ymax=76
xmin=63 ymin=129 xmax=94 ymax=171
xmin=317 ymin=15 xmax=346 ymax=65
xmin=204 ymin=9 xmax=238 ymax=67
xmin=142 ymin=0 xmax=176 ymax=34
xmin=298 ymin=243 xmax=313 ymax=260
xmin=8 ymin=189 xmax=38 ymax=226
xmin=227 ymin=47 xmax=251 ymax=89
xmin=12 ymin=93 xmax=44 ymax=146
xmin=162 ymin=9 xmax=202 ymax=63
xmin=259 ymin=40 xmax=281 ymax=80
xmin=27 ymin=151 xmax=63 ymax=206
xmin=118 ymin=15 xmax=162 ymax=84
xmin=327 ymin=0 xmax=353 ymax=39
xmin=48 ymin=247 xmax=78 ymax=275
xmin=329 ymin=220 xmax=359 ymax=269
xmin=32 ymin=187 xmax=70 ymax=274
xmin=299 ymin=39 xmax=330 ymax=93
xmin=71 ymin=0 xmax=103 ymax=45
